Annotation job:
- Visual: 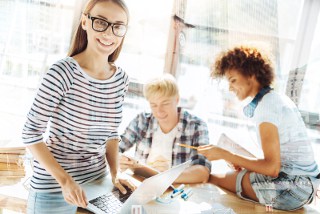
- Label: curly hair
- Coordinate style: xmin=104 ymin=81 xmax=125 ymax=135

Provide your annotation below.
xmin=211 ymin=46 xmax=275 ymax=87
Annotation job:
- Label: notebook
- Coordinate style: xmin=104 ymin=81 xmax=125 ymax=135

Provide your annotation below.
xmin=82 ymin=160 xmax=191 ymax=214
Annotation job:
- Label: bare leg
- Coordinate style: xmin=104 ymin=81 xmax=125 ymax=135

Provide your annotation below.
xmin=209 ymin=171 xmax=259 ymax=201
xmin=241 ymin=172 xmax=259 ymax=201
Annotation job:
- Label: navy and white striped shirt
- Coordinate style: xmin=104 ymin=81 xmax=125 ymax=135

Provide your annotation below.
xmin=22 ymin=57 xmax=129 ymax=192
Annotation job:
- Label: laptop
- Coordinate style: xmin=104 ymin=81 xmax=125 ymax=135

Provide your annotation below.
xmin=82 ymin=160 xmax=191 ymax=214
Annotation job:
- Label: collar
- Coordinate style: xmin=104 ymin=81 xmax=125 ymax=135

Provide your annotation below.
xmin=151 ymin=107 xmax=184 ymax=137
xmin=243 ymin=86 xmax=273 ymax=118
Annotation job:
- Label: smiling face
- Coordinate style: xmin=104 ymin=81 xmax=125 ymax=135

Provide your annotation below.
xmin=225 ymin=69 xmax=260 ymax=101
xmin=148 ymin=94 xmax=179 ymax=125
xmin=81 ymin=1 xmax=128 ymax=59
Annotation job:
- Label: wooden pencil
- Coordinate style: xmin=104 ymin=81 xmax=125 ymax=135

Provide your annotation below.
xmin=177 ymin=143 xmax=198 ymax=150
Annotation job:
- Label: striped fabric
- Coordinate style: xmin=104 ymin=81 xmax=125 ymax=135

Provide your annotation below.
xmin=22 ymin=57 xmax=129 ymax=192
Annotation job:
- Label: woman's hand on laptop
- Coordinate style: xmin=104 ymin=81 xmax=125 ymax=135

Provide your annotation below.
xmin=112 ymin=172 xmax=136 ymax=194
xmin=61 ymin=177 xmax=88 ymax=208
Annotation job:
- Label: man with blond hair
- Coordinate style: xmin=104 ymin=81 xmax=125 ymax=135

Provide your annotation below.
xmin=119 ymin=74 xmax=211 ymax=183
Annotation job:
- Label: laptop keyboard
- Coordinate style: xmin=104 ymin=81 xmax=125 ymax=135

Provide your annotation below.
xmin=89 ymin=186 xmax=133 ymax=213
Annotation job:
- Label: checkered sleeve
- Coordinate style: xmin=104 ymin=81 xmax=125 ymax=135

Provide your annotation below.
xmin=192 ymin=119 xmax=209 ymax=147
xmin=191 ymin=154 xmax=212 ymax=172
xmin=190 ymin=119 xmax=212 ymax=172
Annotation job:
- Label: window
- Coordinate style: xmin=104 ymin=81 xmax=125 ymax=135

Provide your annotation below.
xmin=169 ymin=0 xmax=312 ymax=143
xmin=1 ymin=0 xmax=319 ymax=148
xmin=118 ymin=0 xmax=173 ymax=82
xmin=0 ymin=0 xmax=174 ymax=146
xmin=0 ymin=0 xmax=77 ymax=146
xmin=298 ymin=9 xmax=320 ymax=130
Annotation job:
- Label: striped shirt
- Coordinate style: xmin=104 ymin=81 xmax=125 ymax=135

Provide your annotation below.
xmin=22 ymin=57 xmax=129 ymax=192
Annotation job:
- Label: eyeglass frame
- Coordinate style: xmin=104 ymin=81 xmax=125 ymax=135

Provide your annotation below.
xmin=85 ymin=14 xmax=127 ymax=37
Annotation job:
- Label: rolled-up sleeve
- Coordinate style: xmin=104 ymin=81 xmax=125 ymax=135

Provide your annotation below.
xmin=22 ymin=63 xmax=72 ymax=145
xmin=190 ymin=119 xmax=212 ymax=172
xmin=190 ymin=154 xmax=212 ymax=172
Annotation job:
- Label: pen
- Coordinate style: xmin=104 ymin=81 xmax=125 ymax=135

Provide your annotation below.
xmin=147 ymin=159 xmax=169 ymax=166
xmin=181 ymin=188 xmax=192 ymax=200
xmin=171 ymin=189 xmax=184 ymax=198
xmin=173 ymin=184 xmax=185 ymax=193
xmin=183 ymin=191 xmax=193 ymax=201
xmin=177 ymin=143 xmax=198 ymax=150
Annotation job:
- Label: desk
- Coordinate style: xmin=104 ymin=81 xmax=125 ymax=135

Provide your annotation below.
xmin=1 ymin=170 xmax=320 ymax=213
xmin=75 ymin=182 xmax=320 ymax=214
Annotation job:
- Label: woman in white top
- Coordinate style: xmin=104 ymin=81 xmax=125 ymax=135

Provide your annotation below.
xmin=198 ymin=45 xmax=319 ymax=211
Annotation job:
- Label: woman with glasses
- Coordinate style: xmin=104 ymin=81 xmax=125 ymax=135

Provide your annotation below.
xmin=22 ymin=0 xmax=134 ymax=213
xmin=198 ymin=45 xmax=320 ymax=211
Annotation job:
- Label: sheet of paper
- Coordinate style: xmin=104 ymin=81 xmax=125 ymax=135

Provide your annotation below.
xmin=217 ymin=133 xmax=256 ymax=158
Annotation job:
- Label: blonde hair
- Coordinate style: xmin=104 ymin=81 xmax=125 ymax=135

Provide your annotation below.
xmin=67 ymin=0 xmax=129 ymax=62
xmin=143 ymin=74 xmax=179 ymax=100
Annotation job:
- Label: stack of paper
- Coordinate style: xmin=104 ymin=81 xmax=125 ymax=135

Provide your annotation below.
xmin=0 ymin=147 xmax=26 ymax=186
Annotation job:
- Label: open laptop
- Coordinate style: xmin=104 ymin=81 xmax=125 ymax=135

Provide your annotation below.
xmin=82 ymin=160 xmax=191 ymax=214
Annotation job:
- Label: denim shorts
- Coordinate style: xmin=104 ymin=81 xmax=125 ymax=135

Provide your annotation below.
xmin=236 ymin=169 xmax=314 ymax=211
xmin=27 ymin=190 xmax=77 ymax=214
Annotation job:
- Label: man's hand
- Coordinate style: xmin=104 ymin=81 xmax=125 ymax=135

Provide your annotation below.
xmin=119 ymin=154 xmax=141 ymax=172
xmin=148 ymin=155 xmax=170 ymax=172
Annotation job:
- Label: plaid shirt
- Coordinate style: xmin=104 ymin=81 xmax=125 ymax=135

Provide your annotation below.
xmin=119 ymin=107 xmax=211 ymax=172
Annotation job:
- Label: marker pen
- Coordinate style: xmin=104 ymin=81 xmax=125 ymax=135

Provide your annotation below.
xmin=173 ymin=184 xmax=185 ymax=194
xmin=181 ymin=188 xmax=192 ymax=200
xmin=170 ymin=189 xmax=184 ymax=198
xmin=183 ymin=191 xmax=193 ymax=201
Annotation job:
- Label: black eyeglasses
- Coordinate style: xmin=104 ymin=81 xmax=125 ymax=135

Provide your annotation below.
xmin=87 ymin=14 xmax=127 ymax=37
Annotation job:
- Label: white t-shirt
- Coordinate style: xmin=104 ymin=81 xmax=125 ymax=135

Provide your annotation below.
xmin=147 ymin=125 xmax=178 ymax=168
xmin=253 ymin=91 xmax=319 ymax=177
